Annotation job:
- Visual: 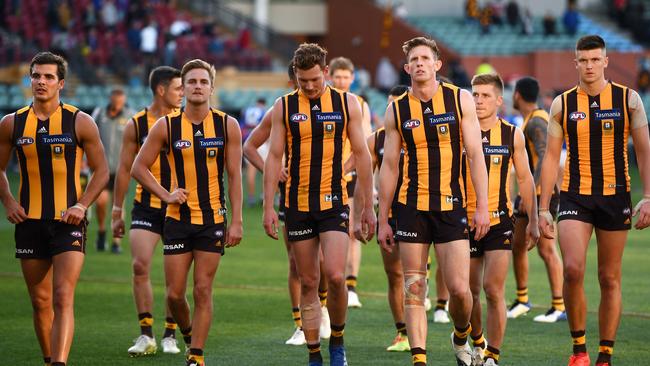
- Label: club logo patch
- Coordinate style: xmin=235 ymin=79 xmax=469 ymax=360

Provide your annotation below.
xmin=290 ymin=113 xmax=309 ymax=123
xmin=569 ymin=111 xmax=586 ymax=121
xmin=402 ymin=119 xmax=420 ymax=129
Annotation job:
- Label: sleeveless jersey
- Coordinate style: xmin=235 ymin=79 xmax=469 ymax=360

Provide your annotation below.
xmin=560 ymin=81 xmax=630 ymax=195
xmin=283 ymin=86 xmax=350 ymax=212
xmin=165 ymin=108 xmax=228 ymax=225
xmin=393 ymin=83 xmax=465 ymax=211
xmin=132 ymin=108 xmax=172 ymax=210
xmin=13 ymin=103 xmax=83 ymax=220
xmin=464 ymin=118 xmax=515 ymax=226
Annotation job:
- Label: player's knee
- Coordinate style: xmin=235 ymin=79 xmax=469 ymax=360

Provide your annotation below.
xmin=483 ymin=282 xmax=504 ymax=304
xmin=404 ymin=271 xmax=426 ymax=306
xmin=326 ymin=271 xmax=345 ymax=289
xmin=299 ymin=273 xmax=319 ymax=293
xmin=132 ymin=258 xmax=150 ymax=277
xmin=166 ymin=288 xmax=186 ymax=305
xmin=469 ymin=281 xmax=482 ymax=298
xmin=192 ymin=283 xmax=213 ymax=305
xmin=537 ymin=243 xmax=556 ymax=262
xmin=385 ymin=267 xmax=403 ymax=287
xmin=29 ymin=291 xmax=52 ymax=312
xmin=563 ymin=262 xmax=585 ymax=284
xmin=597 ymin=270 xmax=620 ymax=292
xmin=447 ymin=282 xmax=469 ymax=300
xmin=52 ymin=286 xmax=74 ymax=311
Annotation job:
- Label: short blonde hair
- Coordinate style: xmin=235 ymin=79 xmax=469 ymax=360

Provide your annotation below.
xmin=329 ymin=57 xmax=354 ymax=75
xmin=181 ymin=59 xmax=216 ymax=86
xmin=471 ymin=73 xmax=504 ymax=94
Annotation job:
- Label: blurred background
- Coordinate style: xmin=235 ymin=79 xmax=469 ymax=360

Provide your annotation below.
xmin=0 ymin=0 xmax=649 ymax=127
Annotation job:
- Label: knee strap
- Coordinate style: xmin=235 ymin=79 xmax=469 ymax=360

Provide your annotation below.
xmin=404 ymin=270 xmax=427 ymax=306
xmin=301 ymin=300 xmax=322 ymax=331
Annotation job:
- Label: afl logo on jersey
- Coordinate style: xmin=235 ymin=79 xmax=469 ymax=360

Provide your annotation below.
xmin=16 ymin=137 xmax=34 ymax=145
xmin=173 ymin=140 xmax=192 ymax=149
xmin=402 ymin=119 xmax=420 ymax=129
xmin=569 ymin=111 xmax=586 ymax=121
xmin=290 ymin=113 xmax=309 ymax=123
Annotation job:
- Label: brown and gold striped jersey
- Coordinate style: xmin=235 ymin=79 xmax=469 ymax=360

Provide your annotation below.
xmin=464 ymin=118 xmax=515 ymax=226
xmin=12 ymin=103 xmax=83 ymax=220
xmin=132 ymin=108 xmax=172 ymax=209
xmin=283 ymin=86 xmax=350 ymax=212
xmin=393 ymin=83 xmax=465 ymax=211
xmin=165 ymin=108 xmax=228 ymax=225
xmin=560 ymin=81 xmax=630 ymax=195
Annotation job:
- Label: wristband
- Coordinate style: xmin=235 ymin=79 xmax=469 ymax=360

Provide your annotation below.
xmin=72 ymin=203 xmax=87 ymax=211
xmin=112 ymin=205 xmax=123 ymax=212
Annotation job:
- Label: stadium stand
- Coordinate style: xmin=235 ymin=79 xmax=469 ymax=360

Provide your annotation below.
xmin=407 ymin=14 xmax=644 ymax=56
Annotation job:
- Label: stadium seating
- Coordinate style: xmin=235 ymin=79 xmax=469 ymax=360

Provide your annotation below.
xmin=407 ymin=15 xmax=643 ymax=56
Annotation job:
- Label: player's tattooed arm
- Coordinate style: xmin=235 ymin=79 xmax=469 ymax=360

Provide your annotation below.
xmin=525 ymin=117 xmax=548 ymax=184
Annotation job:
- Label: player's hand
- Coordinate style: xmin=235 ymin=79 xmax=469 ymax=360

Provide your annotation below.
xmin=263 ymin=208 xmax=279 ymax=240
xmin=352 ymin=201 xmax=366 ymax=243
xmin=279 ymin=167 xmax=289 ymax=183
xmin=4 ymin=198 xmax=27 ymax=224
xmin=538 ymin=210 xmax=555 ymax=239
xmin=112 ymin=215 xmax=125 ymax=238
xmin=225 ymin=220 xmax=243 ymax=247
xmin=62 ymin=204 xmax=85 ymax=226
xmin=165 ymin=188 xmax=188 ymax=204
xmin=525 ymin=221 xmax=540 ymax=250
xmin=377 ymin=221 xmax=395 ymax=253
xmin=360 ymin=206 xmax=376 ymax=242
xmin=471 ymin=208 xmax=490 ymax=241
xmin=633 ymin=197 xmax=650 ymax=230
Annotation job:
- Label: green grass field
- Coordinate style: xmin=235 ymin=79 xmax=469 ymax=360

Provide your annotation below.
xmin=1 ymin=171 xmax=649 ymax=366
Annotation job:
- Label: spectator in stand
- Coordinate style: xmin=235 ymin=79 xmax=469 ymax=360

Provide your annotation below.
xmin=236 ymin=21 xmax=251 ymax=51
xmin=140 ymin=19 xmax=158 ymax=83
xmin=506 ymin=0 xmax=520 ymax=27
xmin=521 ymin=7 xmax=534 ymax=35
xmin=543 ymin=11 xmax=557 ymax=36
xmin=83 ymin=2 xmax=98 ymax=29
xmin=488 ymin=0 xmax=505 ymax=25
xmin=465 ymin=0 xmax=480 ymax=24
xmin=480 ymin=5 xmax=493 ymax=34
xmin=613 ymin=0 xmax=627 ymax=28
xmin=127 ymin=20 xmax=142 ymax=51
xmin=562 ymin=0 xmax=580 ymax=36
xmin=101 ymin=0 xmax=120 ymax=30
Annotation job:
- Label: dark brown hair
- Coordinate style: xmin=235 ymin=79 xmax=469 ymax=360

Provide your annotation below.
xmin=30 ymin=52 xmax=67 ymax=80
xmin=576 ymin=35 xmax=606 ymax=51
xmin=292 ymin=43 xmax=328 ymax=71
